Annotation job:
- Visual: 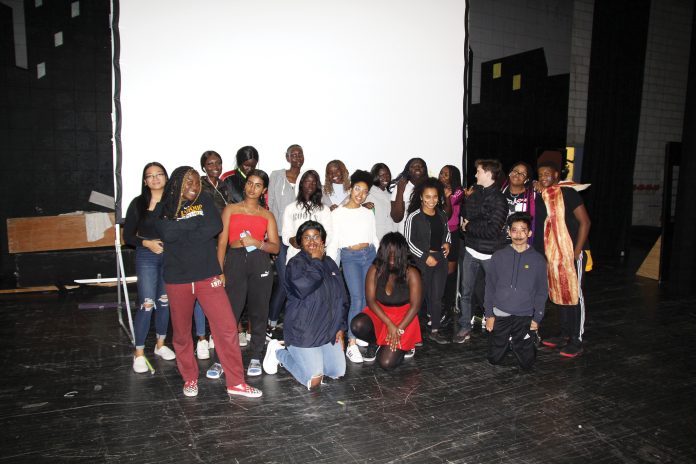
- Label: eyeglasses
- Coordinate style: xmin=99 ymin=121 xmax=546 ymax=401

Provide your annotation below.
xmin=352 ymin=185 xmax=368 ymax=194
xmin=145 ymin=173 xmax=166 ymax=180
xmin=510 ymin=170 xmax=528 ymax=178
xmin=302 ymin=234 xmax=322 ymax=242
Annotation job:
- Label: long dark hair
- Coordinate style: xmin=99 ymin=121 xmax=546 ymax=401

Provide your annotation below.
xmin=407 ymin=177 xmax=446 ymax=214
xmin=236 ymin=146 xmax=259 ymax=170
xmin=137 ymin=162 xmax=168 ymax=220
xmin=390 ymin=157 xmax=428 ymax=191
xmin=374 ymin=232 xmax=410 ymax=284
xmin=443 ymin=165 xmax=462 ymax=191
xmin=296 ymin=170 xmax=324 ymax=214
xmin=160 ymin=166 xmax=199 ymax=220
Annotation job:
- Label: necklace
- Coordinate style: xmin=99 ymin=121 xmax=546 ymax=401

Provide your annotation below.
xmin=243 ymin=202 xmax=260 ymax=215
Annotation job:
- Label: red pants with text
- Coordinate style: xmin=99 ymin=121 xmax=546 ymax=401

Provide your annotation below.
xmin=166 ymin=276 xmax=244 ymax=387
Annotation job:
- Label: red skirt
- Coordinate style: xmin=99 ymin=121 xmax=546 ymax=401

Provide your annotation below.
xmin=362 ymin=303 xmax=421 ymax=350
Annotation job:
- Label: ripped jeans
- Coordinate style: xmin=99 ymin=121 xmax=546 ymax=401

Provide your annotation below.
xmin=134 ymin=246 xmax=170 ymax=349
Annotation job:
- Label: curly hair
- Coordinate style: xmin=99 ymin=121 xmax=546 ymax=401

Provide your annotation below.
xmin=350 ymin=169 xmax=373 ymax=188
xmin=296 ymin=170 xmax=324 ymax=215
xmin=160 ymin=166 xmax=199 ymax=220
xmin=323 ymin=160 xmax=350 ymax=195
xmin=373 ymin=232 xmax=410 ymax=284
xmin=407 ymin=177 xmax=445 ymax=214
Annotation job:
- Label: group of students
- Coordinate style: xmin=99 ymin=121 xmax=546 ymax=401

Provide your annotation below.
xmin=124 ymin=145 xmax=590 ymax=398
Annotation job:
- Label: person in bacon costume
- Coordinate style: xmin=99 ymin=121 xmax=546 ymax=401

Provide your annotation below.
xmin=533 ymin=160 xmax=591 ymax=358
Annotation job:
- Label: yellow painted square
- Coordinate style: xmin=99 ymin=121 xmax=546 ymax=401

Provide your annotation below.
xmin=493 ymin=63 xmax=501 ymax=79
xmin=512 ymin=74 xmax=521 ymax=90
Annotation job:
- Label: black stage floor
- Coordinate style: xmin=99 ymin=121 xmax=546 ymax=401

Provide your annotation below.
xmin=1 ymin=262 xmax=695 ymax=463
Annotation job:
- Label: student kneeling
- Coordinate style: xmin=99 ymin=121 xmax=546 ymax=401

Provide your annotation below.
xmin=484 ymin=212 xmax=547 ymax=370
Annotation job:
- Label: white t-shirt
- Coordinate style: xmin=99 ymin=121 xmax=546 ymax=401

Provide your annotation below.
xmin=365 ymin=185 xmax=397 ymax=242
xmin=390 ymin=181 xmax=415 ymax=235
xmin=282 ymin=201 xmax=334 ymax=263
xmin=327 ymin=205 xmax=380 ymax=265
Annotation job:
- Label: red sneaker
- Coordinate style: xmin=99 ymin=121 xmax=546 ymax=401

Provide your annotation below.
xmin=227 ymin=383 xmax=263 ymax=398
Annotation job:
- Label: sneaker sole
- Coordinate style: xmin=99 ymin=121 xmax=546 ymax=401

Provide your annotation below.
xmin=227 ymin=390 xmax=262 ymax=398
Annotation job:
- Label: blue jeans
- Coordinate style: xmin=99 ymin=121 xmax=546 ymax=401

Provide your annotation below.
xmin=268 ymin=244 xmax=288 ymax=324
xmin=193 ymin=301 xmax=206 ymax=337
xmin=276 ymin=342 xmax=346 ymax=388
xmin=134 ymin=246 xmax=169 ymax=349
xmin=341 ymin=245 xmax=376 ymax=339
xmin=457 ymin=249 xmax=493 ymax=332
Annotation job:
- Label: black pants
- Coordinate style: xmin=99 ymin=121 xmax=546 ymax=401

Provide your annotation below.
xmin=418 ymin=251 xmax=448 ymax=331
xmin=224 ymin=248 xmax=273 ymax=360
xmin=487 ymin=315 xmax=537 ymax=370
xmin=552 ymin=253 xmax=586 ymax=346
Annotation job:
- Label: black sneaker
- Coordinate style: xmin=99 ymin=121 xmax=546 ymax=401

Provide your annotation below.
xmin=364 ymin=344 xmax=378 ymax=362
xmin=559 ymin=342 xmax=583 ymax=358
xmin=428 ymin=330 xmax=451 ymax=345
xmin=541 ymin=336 xmax=569 ymax=349
xmin=452 ymin=329 xmax=471 ymax=344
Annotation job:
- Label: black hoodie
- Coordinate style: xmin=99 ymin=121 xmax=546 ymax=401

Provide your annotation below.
xmin=155 ymin=192 xmax=223 ymax=284
xmin=483 ymin=245 xmax=548 ymax=324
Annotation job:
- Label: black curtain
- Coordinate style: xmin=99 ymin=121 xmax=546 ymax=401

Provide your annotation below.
xmin=581 ymin=0 xmax=651 ymax=259
xmin=668 ymin=5 xmax=696 ymax=296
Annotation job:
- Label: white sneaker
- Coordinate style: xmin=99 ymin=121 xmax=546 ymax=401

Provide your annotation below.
xmin=133 ymin=355 xmax=148 ymax=373
xmin=239 ymin=332 xmax=248 ymax=347
xmin=355 ymin=338 xmax=368 ymax=347
xmin=196 ymin=339 xmax=210 ymax=360
xmin=208 ymin=335 xmax=214 ymax=349
xmin=263 ymin=339 xmax=284 ymax=374
xmin=404 ymin=348 xmax=416 ymax=359
xmin=345 ymin=344 xmax=363 ymax=363
xmin=154 ymin=345 xmax=176 ymax=361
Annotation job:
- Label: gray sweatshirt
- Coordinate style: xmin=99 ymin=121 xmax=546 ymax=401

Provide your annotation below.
xmin=269 ymin=169 xmax=296 ymax=236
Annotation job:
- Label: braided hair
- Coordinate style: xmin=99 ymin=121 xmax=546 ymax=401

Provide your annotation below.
xmin=160 ymin=166 xmax=200 ymax=220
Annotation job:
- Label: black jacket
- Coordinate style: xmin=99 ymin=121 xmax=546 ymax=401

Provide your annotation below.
xmin=404 ymin=209 xmax=451 ymax=269
xmin=460 ymin=184 xmax=508 ymax=254
xmin=283 ymin=251 xmax=349 ymax=348
xmin=155 ymin=192 xmax=223 ymax=284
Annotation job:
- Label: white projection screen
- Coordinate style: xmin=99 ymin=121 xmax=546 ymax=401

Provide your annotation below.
xmin=115 ymin=0 xmax=465 ymax=213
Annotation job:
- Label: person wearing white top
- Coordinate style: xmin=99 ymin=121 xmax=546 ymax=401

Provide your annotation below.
xmin=322 ymin=160 xmax=351 ymax=210
xmin=329 ymin=170 xmax=379 ymax=364
xmin=364 ymin=163 xmax=397 ymax=242
xmin=390 ymin=158 xmax=428 ymax=235
xmin=268 ymin=144 xmax=304 ymax=328
xmin=282 ymin=170 xmax=334 ymax=264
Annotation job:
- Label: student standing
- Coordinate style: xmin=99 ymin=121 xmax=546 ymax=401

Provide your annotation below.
xmin=156 ymin=166 xmax=261 ymax=398
xmin=218 ymin=169 xmax=280 ymax=375
xmin=327 ymin=170 xmax=379 ymax=363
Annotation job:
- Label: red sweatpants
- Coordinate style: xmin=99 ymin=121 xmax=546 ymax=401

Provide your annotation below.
xmin=166 ymin=276 xmax=244 ymax=387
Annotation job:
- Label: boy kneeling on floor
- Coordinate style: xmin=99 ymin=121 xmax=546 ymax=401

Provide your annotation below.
xmin=484 ymin=212 xmax=547 ymax=369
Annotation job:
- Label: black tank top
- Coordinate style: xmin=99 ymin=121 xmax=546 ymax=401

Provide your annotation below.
xmin=375 ymin=270 xmax=409 ymax=306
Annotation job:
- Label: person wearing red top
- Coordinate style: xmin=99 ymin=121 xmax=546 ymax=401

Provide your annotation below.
xmin=218 ymin=169 xmax=280 ymax=376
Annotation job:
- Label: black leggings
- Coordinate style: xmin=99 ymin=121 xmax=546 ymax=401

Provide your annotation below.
xmin=351 ymin=313 xmax=406 ymax=370
xmin=224 ymin=247 xmax=273 ymax=360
